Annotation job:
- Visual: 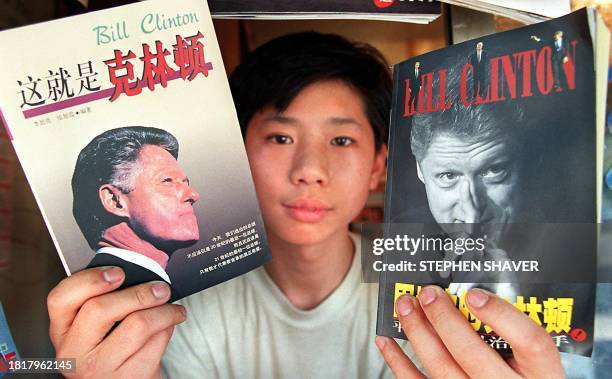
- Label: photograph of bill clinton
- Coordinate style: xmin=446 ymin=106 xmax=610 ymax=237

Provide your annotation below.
xmin=71 ymin=126 xmax=200 ymax=294
xmin=404 ymin=62 xmax=534 ymax=298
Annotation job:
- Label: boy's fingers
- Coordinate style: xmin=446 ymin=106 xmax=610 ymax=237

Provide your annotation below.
xmin=505 ymin=357 xmax=524 ymax=375
xmin=375 ymin=336 xmax=425 ymax=379
xmin=99 ymin=304 xmax=185 ymax=369
xmin=60 ymin=281 xmax=173 ymax=354
xmin=465 ymin=288 xmax=565 ymax=378
xmin=394 ymin=295 xmax=468 ymax=379
xmin=48 ymin=267 xmax=125 ymax=346
xmin=117 ymin=327 xmax=175 ymax=378
xmin=416 ymin=286 xmax=516 ymax=379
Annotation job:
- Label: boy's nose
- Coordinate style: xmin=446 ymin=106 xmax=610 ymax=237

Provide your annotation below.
xmin=289 ymin=143 xmax=329 ymax=186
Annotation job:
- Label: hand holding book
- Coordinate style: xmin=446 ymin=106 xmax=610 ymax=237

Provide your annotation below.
xmin=375 ymin=286 xmax=564 ymax=378
xmin=47 ymin=267 xmax=186 ymax=378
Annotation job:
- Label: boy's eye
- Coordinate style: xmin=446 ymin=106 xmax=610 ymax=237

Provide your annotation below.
xmin=267 ymin=134 xmax=293 ymax=144
xmin=331 ymin=136 xmax=354 ymax=146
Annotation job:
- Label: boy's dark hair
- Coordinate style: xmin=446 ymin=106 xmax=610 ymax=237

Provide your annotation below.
xmin=229 ymin=31 xmax=391 ymax=150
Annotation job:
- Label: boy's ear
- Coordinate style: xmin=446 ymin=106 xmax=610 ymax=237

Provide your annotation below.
xmin=369 ymin=144 xmax=388 ymax=191
xmin=416 ymin=161 xmax=424 ymax=183
xmin=99 ymin=184 xmax=129 ymax=218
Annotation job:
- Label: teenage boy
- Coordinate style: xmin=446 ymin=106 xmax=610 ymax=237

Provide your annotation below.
xmin=47 ymin=32 xmax=564 ymax=378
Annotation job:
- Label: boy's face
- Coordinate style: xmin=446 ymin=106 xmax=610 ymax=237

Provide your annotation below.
xmin=245 ymin=80 xmax=386 ymax=247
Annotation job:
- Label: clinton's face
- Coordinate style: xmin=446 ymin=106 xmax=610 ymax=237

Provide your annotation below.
xmin=417 ymin=133 xmax=520 ymax=227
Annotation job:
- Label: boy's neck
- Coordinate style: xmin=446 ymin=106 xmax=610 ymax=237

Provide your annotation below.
xmin=264 ymin=230 xmax=355 ymax=311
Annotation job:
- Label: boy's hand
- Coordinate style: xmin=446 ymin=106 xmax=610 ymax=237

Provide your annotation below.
xmin=375 ymin=286 xmax=565 ymax=379
xmin=47 ymin=267 xmax=186 ymax=378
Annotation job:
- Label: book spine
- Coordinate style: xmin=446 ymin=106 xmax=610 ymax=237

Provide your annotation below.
xmin=376 ymin=64 xmax=402 ymax=336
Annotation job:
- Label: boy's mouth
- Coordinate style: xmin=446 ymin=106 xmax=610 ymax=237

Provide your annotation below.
xmin=283 ymin=198 xmax=332 ymax=223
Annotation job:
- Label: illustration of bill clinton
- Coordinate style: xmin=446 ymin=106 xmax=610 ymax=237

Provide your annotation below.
xmin=72 ymin=126 xmax=200 ymax=292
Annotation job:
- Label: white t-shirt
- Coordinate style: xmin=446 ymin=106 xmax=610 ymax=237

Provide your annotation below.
xmin=162 ymin=233 xmax=416 ymax=378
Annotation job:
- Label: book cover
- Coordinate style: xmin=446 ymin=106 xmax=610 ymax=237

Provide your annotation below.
xmin=0 ymin=0 xmax=271 ymax=301
xmin=435 ymin=0 xmax=570 ymax=24
xmin=376 ymin=8 xmax=608 ymax=357
xmin=0 ymin=302 xmax=19 ymax=377
xmin=207 ymin=0 xmax=441 ymax=23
